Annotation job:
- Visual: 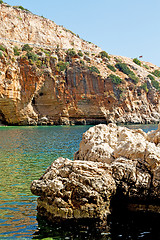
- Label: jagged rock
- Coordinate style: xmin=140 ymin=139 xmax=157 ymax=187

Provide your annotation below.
xmin=31 ymin=124 xmax=160 ymax=223
xmin=31 ymin=157 xmax=116 ymax=222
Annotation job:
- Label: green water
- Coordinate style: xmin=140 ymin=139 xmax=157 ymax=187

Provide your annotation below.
xmin=0 ymin=124 xmax=159 ymax=239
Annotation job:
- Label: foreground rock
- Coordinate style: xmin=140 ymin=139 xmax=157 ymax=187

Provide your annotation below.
xmin=31 ymin=124 xmax=160 ymax=223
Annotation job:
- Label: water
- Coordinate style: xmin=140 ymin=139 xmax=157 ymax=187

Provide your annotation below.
xmin=0 ymin=124 xmax=159 ymax=239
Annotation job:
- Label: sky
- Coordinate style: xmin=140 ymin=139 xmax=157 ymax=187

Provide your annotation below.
xmin=5 ymin=0 xmax=160 ymax=66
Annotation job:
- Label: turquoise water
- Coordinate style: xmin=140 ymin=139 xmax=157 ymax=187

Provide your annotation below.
xmin=0 ymin=124 xmax=159 ymax=239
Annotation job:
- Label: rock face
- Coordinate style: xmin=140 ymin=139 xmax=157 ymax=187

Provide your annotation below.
xmin=31 ymin=124 xmax=160 ymax=223
xmin=0 ymin=3 xmax=160 ymax=125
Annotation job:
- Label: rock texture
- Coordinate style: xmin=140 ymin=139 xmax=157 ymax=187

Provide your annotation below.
xmin=0 ymin=3 xmax=160 ymax=125
xmin=31 ymin=124 xmax=160 ymax=223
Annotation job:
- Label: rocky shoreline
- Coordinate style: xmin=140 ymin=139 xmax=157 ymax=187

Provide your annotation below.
xmin=31 ymin=123 xmax=160 ymax=224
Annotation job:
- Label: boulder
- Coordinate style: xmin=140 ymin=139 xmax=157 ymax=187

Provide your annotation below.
xmin=31 ymin=124 xmax=160 ymax=223
xmin=31 ymin=157 xmax=116 ymax=222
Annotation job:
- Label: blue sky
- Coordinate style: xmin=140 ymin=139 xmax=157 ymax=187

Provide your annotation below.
xmin=5 ymin=0 xmax=160 ymax=66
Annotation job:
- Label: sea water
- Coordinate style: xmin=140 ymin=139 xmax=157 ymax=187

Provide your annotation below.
xmin=0 ymin=124 xmax=159 ymax=239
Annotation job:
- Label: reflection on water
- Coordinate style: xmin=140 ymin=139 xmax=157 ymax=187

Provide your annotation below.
xmin=0 ymin=124 xmax=159 ymax=239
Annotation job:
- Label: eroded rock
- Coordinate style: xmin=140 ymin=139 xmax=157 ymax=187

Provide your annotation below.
xmin=31 ymin=124 xmax=160 ymax=223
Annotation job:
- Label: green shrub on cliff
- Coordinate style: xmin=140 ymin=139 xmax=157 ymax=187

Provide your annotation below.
xmin=147 ymin=75 xmax=160 ymax=90
xmin=107 ymin=64 xmax=116 ymax=72
xmin=152 ymin=70 xmax=160 ymax=77
xmin=109 ymin=74 xmax=122 ymax=85
xmin=66 ymin=49 xmax=76 ymax=57
xmin=133 ymin=58 xmax=141 ymax=66
xmin=151 ymin=79 xmax=160 ymax=90
xmin=13 ymin=46 xmax=20 ymax=56
xmin=88 ymin=66 xmax=100 ymax=74
xmin=115 ymin=62 xmax=139 ymax=84
xmin=128 ymin=73 xmax=139 ymax=84
xmin=99 ymin=51 xmax=110 ymax=59
xmin=115 ymin=62 xmax=132 ymax=75
xmin=22 ymin=44 xmax=33 ymax=52
xmin=78 ymin=50 xmax=83 ymax=57
xmin=0 ymin=45 xmax=5 ymax=52
xmin=15 ymin=6 xmax=30 ymax=12
xmin=56 ymin=61 xmax=68 ymax=72
xmin=141 ymin=83 xmax=148 ymax=93
xmin=26 ymin=52 xmax=38 ymax=62
xmin=147 ymin=74 xmax=155 ymax=81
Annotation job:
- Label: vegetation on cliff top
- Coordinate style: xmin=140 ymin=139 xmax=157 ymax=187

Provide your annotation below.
xmin=133 ymin=58 xmax=141 ymax=66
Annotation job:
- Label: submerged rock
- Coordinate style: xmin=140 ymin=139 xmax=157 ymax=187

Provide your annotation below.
xmin=31 ymin=124 xmax=160 ymax=223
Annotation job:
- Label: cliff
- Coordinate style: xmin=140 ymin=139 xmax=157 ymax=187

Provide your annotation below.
xmin=0 ymin=3 xmax=160 ymax=125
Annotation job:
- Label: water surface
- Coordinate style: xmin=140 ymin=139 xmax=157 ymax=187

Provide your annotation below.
xmin=0 ymin=124 xmax=159 ymax=239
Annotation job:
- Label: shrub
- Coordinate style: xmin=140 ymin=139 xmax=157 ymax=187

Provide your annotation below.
xmin=26 ymin=52 xmax=38 ymax=62
xmin=107 ymin=64 xmax=116 ymax=72
xmin=0 ymin=51 xmax=2 ymax=57
xmin=16 ymin=6 xmax=30 ymax=11
xmin=133 ymin=58 xmax=141 ymax=66
xmin=0 ymin=45 xmax=5 ymax=52
xmin=13 ymin=46 xmax=20 ymax=56
xmin=41 ymin=49 xmax=51 ymax=56
xmin=115 ymin=62 xmax=139 ymax=84
xmin=147 ymin=74 xmax=155 ymax=81
xmin=0 ymin=1 xmax=3 ymax=4
xmin=88 ymin=66 xmax=100 ymax=74
xmin=128 ymin=73 xmax=139 ymax=84
xmin=148 ymin=74 xmax=160 ymax=90
xmin=115 ymin=62 xmax=132 ymax=75
xmin=143 ymin=64 xmax=149 ymax=70
xmin=109 ymin=74 xmax=122 ymax=85
xmin=99 ymin=51 xmax=110 ymax=59
xmin=84 ymin=51 xmax=89 ymax=56
xmin=56 ymin=61 xmax=68 ymax=72
xmin=22 ymin=44 xmax=33 ymax=52
xmin=80 ymin=60 xmax=85 ymax=65
xmin=36 ymin=60 xmax=42 ymax=68
xmin=78 ymin=50 xmax=83 ymax=57
xmin=151 ymin=79 xmax=160 ymax=90
xmin=141 ymin=83 xmax=148 ymax=92
xmin=66 ymin=49 xmax=76 ymax=57
xmin=152 ymin=70 xmax=160 ymax=78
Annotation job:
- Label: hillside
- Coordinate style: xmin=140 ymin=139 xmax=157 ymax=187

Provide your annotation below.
xmin=0 ymin=2 xmax=160 ymax=125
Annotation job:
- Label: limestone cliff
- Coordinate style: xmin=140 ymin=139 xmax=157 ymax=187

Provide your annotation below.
xmin=0 ymin=3 xmax=160 ymax=125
